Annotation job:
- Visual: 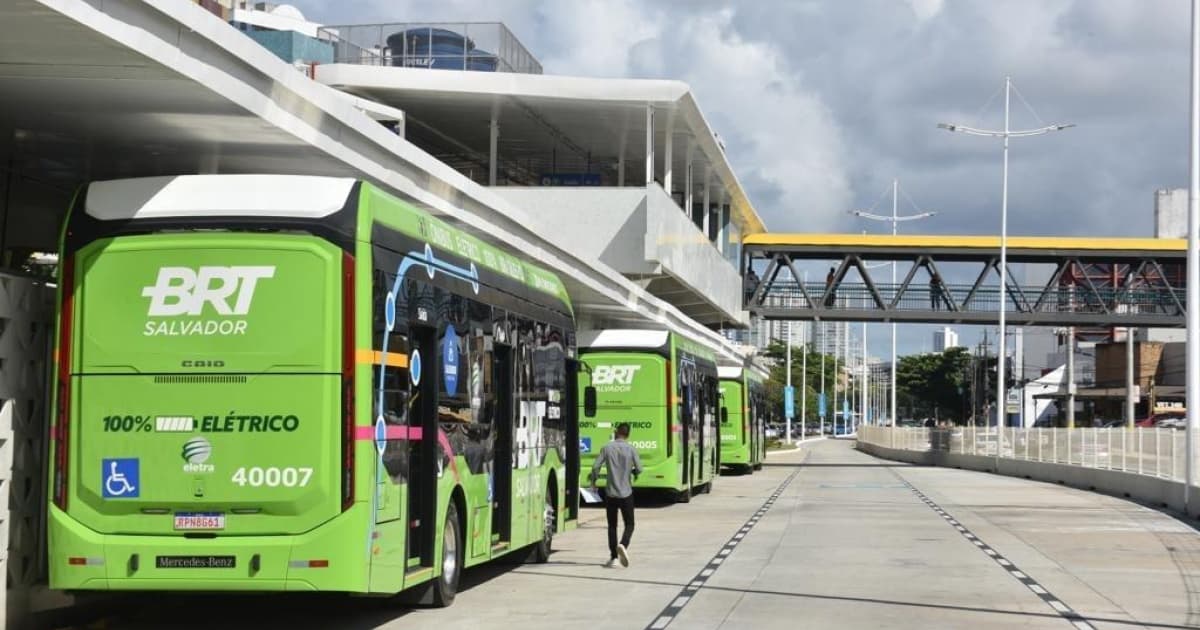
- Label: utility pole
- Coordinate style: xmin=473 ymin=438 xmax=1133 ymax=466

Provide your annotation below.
xmin=820 ymin=321 xmax=826 ymax=436
xmin=1066 ymin=328 xmax=1076 ymax=429
xmin=801 ymin=274 xmax=808 ymax=438
xmin=786 ymin=323 xmax=793 ymax=445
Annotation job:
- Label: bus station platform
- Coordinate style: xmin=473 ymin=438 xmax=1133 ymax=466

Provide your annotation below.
xmin=75 ymin=439 xmax=1200 ymax=630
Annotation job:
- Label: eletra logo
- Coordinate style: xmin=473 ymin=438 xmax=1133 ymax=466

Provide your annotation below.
xmin=142 ymin=266 xmax=275 ymax=317
xmin=181 ymin=437 xmax=214 ymax=474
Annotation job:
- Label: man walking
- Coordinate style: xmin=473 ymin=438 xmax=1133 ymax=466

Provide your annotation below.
xmin=589 ymin=422 xmax=642 ymax=567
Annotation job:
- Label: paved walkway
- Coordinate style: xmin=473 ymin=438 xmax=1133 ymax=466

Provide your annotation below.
xmin=79 ymin=440 xmax=1200 ymax=629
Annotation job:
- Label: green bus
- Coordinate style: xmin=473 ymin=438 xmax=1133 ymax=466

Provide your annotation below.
xmin=718 ymin=366 xmax=768 ymax=474
xmin=49 ymin=175 xmax=579 ymax=605
xmin=577 ymin=330 xmax=719 ymax=503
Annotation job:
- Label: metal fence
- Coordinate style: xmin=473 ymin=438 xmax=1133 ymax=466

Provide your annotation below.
xmin=858 ymin=425 xmax=1191 ymax=482
xmin=320 ymin=22 xmax=543 ymax=74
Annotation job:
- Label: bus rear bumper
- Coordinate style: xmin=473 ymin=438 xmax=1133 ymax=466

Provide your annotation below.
xmin=48 ymin=504 xmax=370 ymax=592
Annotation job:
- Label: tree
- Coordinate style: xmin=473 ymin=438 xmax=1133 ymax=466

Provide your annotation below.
xmin=762 ymin=340 xmax=838 ymax=424
xmin=896 ymin=347 xmax=971 ymax=423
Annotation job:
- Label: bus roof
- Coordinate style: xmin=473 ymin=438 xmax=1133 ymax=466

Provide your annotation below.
xmin=84 ymin=175 xmax=358 ymax=220
xmin=578 ymin=329 xmax=670 ymax=349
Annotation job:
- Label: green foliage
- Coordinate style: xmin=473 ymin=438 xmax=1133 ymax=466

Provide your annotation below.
xmin=896 ymin=347 xmax=970 ymax=422
xmin=762 ymin=340 xmax=839 ymax=422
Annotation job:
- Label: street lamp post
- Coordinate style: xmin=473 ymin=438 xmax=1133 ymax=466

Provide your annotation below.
xmin=939 ymin=76 xmax=1072 ymax=464
xmin=1187 ymin=0 xmax=1199 ymax=513
xmin=852 ymin=179 xmax=935 ymax=433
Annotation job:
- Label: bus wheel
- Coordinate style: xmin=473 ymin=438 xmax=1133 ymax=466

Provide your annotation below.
xmin=676 ymin=486 xmax=692 ymax=503
xmin=753 ymin=462 xmax=763 ymax=471
xmin=531 ymin=498 xmax=554 ymax=563
xmin=431 ymin=502 xmax=463 ymax=607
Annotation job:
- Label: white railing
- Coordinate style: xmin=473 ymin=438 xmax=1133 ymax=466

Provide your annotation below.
xmin=858 ymin=425 xmax=1191 ymax=482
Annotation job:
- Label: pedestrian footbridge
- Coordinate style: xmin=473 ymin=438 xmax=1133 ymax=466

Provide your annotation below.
xmin=744 ymin=233 xmax=1187 ymax=327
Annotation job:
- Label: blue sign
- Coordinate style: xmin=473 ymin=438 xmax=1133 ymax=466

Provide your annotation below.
xmin=443 ymin=324 xmax=459 ymax=395
xmin=819 ymin=393 xmax=827 ymax=419
xmin=539 ymin=173 xmax=602 ymax=186
xmin=784 ymin=386 xmax=795 ymax=420
xmin=102 ymin=458 xmax=139 ymax=498
xmin=580 ymin=436 xmax=592 ymax=454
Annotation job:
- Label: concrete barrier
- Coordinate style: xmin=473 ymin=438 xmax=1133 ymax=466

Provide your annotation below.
xmin=856 ymin=439 xmax=1196 ymax=518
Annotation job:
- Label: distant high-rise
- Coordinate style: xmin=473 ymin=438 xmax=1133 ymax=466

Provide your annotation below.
xmin=933 ymin=327 xmax=960 ymax=352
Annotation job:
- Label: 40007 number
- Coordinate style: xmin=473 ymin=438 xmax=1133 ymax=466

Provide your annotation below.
xmin=230 ymin=467 xmax=313 ymax=488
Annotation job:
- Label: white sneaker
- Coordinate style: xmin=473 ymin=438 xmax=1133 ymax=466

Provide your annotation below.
xmin=604 ymin=558 xmax=617 ymax=568
xmin=617 ymin=544 xmax=629 ymax=567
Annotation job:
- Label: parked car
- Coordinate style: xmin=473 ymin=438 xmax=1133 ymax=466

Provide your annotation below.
xmin=1136 ymin=412 xmax=1186 ymax=428
xmin=1157 ymin=417 xmax=1188 ymax=430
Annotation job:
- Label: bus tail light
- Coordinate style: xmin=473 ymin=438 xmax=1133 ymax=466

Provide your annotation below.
xmin=53 ymin=255 xmax=75 ymax=511
xmin=341 ymin=251 xmax=355 ymax=511
xmin=664 ymin=359 xmax=673 ymax=458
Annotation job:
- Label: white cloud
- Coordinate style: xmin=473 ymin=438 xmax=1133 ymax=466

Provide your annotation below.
xmin=619 ymin=9 xmax=851 ymax=231
xmin=908 ymin=0 xmax=945 ymax=22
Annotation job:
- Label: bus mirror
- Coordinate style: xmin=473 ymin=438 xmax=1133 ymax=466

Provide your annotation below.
xmin=584 ymin=386 xmax=597 ymax=417
xmin=720 ymin=407 xmax=728 ymax=425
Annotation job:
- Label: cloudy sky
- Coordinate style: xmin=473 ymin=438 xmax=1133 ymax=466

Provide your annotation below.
xmin=290 ymin=0 xmax=1191 ymax=362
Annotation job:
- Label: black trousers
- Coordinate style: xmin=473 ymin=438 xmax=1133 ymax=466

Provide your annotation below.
xmin=605 ymin=495 xmax=635 ymax=559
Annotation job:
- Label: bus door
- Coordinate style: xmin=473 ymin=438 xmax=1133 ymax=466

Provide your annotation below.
xmin=678 ymin=366 xmax=692 ymax=491
xmin=491 ymin=344 xmax=513 ymax=546
xmin=407 ymin=324 xmax=438 ymax=570
xmin=564 ymin=359 xmax=581 ymax=522
xmin=749 ymin=395 xmax=759 ymax=464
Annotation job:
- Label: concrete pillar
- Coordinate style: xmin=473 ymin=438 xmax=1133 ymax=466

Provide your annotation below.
xmin=663 ymin=110 xmax=675 ymax=195
xmin=684 ymin=139 xmax=694 ymax=216
xmin=645 ymin=104 xmax=655 ymax=186
xmin=617 ymin=133 xmax=626 ymax=187
xmin=488 ymin=115 xmax=499 ymax=186
xmin=717 ymin=192 xmax=729 ymax=254
xmin=702 ymin=168 xmax=711 ymax=238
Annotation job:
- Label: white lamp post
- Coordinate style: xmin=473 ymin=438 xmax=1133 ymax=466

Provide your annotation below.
xmin=852 ymin=181 xmax=935 ymax=432
xmin=939 ymin=76 xmax=1072 ymax=460
xmin=1186 ymin=0 xmax=1199 ymax=513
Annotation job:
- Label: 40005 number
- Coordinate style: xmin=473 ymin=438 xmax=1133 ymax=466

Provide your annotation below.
xmin=230 ymin=467 xmax=313 ymax=488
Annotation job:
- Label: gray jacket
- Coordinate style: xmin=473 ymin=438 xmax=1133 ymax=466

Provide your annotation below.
xmin=589 ymin=439 xmax=643 ymax=499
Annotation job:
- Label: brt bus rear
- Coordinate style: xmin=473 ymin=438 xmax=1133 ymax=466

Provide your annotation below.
xmin=577 ymin=330 xmax=719 ymax=503
xmin=48 ymin=175 xmax=576 ymax=604
xmin=719 ymin=367 xmax=768 ymax=474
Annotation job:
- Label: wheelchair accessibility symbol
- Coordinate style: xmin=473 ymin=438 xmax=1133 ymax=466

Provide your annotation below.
xmin=102 ymin=458 xmax=139 ymax=498
xmin=579 ymin=437 xmax=592 ymax=454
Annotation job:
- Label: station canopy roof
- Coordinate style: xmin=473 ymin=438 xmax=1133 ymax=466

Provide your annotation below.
xmin=314 ymin=63 xmax=766 ymax=235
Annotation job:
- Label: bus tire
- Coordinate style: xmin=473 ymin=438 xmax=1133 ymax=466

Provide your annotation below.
xmin=753 ymin=462 xmax=763 ymax=471
xmin=530 ymin=493 xmax=555 ymax=564
xmin=676 ymin=486 xmax=692 ymax=503
xmin=430 ymin=502 xmax=463 ymax=607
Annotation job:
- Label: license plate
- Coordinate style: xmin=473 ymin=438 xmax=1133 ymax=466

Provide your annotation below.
xmin=173 ymin=512 xmax=225 ymax=530
xmin=156 ymin=555 xmax=236 ymax=569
